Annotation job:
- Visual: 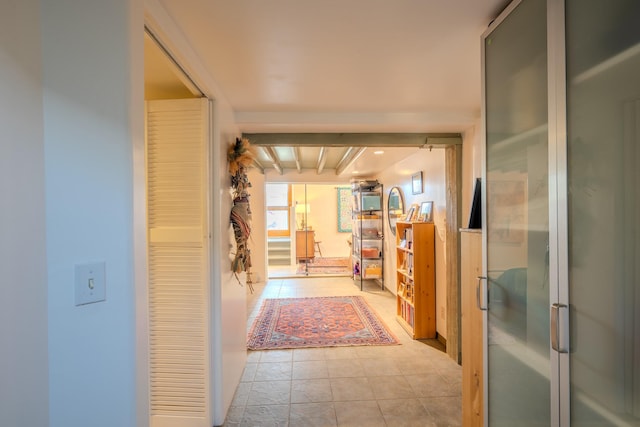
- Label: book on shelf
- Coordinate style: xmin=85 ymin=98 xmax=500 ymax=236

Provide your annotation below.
xmin=400 ymin=252 xmax=414 ymax=275
xmin=404 ymin=228 xmax=413 ymax=242
xmin=400 ymin=301 xmax=414 ymax=328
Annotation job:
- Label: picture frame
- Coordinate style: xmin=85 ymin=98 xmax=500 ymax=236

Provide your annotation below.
xmin=337 ymin=186 xmax=352 ymax=232
xmin=404 ymin=206 xmax=415 ymax=222
xmin=409 ymin=203 xmax=420 ymax=221
xmin=419 ymin=201 xmax=434 ymax=222
xmin=411 ymin=171 xmax=423 ymax=195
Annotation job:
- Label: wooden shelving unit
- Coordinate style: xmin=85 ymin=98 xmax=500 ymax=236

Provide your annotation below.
xmin=395 ymin=221 xmax=435 ymax=339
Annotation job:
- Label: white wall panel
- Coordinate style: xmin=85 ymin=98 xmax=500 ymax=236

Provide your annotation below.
xmin=0 ymin=2 xmax=48 ymax=426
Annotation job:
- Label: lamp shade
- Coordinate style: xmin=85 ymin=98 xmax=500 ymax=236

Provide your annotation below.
xmin=295 ymin=203 xmax=310 ymax=214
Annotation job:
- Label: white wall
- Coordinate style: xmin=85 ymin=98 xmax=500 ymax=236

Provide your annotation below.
xmin=0 ymin=2 xmax=49 ymax=426
xmin=211 ymin=104 xmax=247 ymax=425
xmin=377 ymin=149 xmax=448 ymax=338
xmin=266 ymin=168 xmax=355 ymax=184
xmin=40 ymin=1 xmax=142 ymax=426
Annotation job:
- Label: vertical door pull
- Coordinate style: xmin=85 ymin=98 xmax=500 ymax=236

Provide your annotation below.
xmin=551 ymin=303 xmax=569 ymax=353
xmin=476 ymin=276 xmax=488 ymax=311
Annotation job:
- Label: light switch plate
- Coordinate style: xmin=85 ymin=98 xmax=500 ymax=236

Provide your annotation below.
xmin=75 ymin=262 xmax=106 ymax=306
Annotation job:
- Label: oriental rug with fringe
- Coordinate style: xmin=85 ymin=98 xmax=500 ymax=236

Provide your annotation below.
xmin=296 ymin=257 xmax=351 ymax=275
xmin=247 ymin=296 xmax=399 ymax=350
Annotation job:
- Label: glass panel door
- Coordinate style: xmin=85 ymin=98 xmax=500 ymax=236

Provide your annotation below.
xmin=565 ymin=0 xmax=640 ymax=424
xmin=484 ymin=0 xmax=550 ymax=424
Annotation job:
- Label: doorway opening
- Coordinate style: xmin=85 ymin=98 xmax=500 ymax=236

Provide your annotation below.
xmin=267 ymin=183 xmax=353 ymax=279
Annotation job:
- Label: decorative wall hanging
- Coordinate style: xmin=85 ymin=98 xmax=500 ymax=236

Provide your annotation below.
xmin=337 ymin=186 xmax=352 ymax=232
xmin=228 ymin=137 xmax=256 ymax=292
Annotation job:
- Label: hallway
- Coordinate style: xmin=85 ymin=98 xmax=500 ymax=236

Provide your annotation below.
xmin=223 ymin=277 xmax=462 ymax=426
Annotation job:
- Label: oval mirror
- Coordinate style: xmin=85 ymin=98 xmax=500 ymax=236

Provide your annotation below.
xmin=387 ymin=186 xmax=405 ymax=236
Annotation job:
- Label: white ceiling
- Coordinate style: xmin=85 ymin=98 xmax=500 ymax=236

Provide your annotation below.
xmin=145 ymin=0 xmax=508 ymax=175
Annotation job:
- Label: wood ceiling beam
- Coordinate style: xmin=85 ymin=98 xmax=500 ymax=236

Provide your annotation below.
xmin=335 ymin=147 xmax=366 ymax=176
xmin=261 ymin=146 xmax=283 ymax=175
xmin=335 ymin=147 xmax=355 ymax=172
xmin=292 ymin=146 xmax=302 ymax=173
xmin=316 ymin=147 xmax=328 ymax=174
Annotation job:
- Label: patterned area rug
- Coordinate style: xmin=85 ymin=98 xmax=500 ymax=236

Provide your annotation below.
xmin=296 ymin=257 xmax=351 ymax=275
xmin=247 ymin=296 xmax=399 ymax=350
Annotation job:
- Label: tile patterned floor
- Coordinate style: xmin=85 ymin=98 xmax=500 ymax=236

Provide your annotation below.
xmin=223 ymin=276 xmax=462 ymax=427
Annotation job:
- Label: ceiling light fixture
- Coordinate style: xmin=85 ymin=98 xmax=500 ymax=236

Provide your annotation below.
xmin=374 ymin=150 xmax=384 ymax=155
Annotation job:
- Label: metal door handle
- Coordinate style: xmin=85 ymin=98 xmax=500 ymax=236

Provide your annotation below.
xmin=476 ymin=276 xmax=488 ymax=311
xmin=551 ymin=303 xmax=569 ymax=353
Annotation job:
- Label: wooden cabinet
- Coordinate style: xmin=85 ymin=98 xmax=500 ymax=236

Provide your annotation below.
xmin=461 ymin=229 xmax=483 ymax=426
xmin=395 ymin=221 xmax=435 ymax=339
xmin=296 ymin=230 xmax=315 ymax=262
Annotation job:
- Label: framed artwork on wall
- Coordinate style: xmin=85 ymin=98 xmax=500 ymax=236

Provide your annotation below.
xmin=419 ymin=201 xmax=433 ymax=222
xmin=337 ymin=186 xmax=352 ymax=232
xmin=412 ymin=171 xmax=423 ymax=195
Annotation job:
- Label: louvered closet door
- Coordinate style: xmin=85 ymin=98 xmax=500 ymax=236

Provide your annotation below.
xmin=146 ymin=98 xmax=211 ymax=427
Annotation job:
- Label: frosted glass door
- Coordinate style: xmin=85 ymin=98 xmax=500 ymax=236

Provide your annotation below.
xmin=483 ymin=0 xmax=550 ymax=424
xmin=565 ymin=0 xmax=640 ymax=424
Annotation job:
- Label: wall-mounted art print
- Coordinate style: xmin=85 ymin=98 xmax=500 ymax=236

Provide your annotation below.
xmin=337 ymin=186 xmax=352 ymax=232
xmin=412 ymin=171 xmax=423 ymax=195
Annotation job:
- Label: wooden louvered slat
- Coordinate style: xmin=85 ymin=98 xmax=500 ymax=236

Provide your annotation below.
xmin=147 ymin=105 xmax=202 ymax=232
xmin=148 ymin=245 xmax=206 ymax=418
xmin=146 ymin=99 xmax=210 ymax=426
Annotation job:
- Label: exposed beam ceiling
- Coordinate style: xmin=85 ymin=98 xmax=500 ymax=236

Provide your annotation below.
xmin=316 ymin=147 xmax=328 ymax=174
xmin=245 ymin=133 xmax=462 ymax=148
xmin=246 ymin=132 xmax=462 ymax=176
xmin=261 ymin=146 xmax=283 ymax=175
xmin=293 ymin=147 xmax=302 ymax=173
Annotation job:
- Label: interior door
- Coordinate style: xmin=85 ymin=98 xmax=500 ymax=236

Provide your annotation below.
xmin=483 ymin=0 xmax=551 ymax=425
xmin=565 ymin=0 xmax=640 ymax=424
xmin=146 ymin=98 xmax=212 ymax=427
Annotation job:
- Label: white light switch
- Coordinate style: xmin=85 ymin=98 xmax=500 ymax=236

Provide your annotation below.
xmin=75 ymin=262 xmax=106 ymax=306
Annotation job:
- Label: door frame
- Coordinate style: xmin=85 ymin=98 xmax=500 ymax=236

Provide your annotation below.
xmin=445 ymin=144 xmax=463 ymax=362
xmin=547 ymin=0 xmax=570 ymax=424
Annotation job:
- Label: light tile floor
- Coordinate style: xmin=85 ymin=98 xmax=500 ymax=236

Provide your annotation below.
xmin=223 ymin=276 xmax=462 ymax=427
